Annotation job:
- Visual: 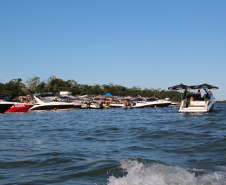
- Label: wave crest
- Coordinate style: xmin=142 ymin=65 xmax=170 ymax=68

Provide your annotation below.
xmin=108 ymin=158 xmax=226 ymax=185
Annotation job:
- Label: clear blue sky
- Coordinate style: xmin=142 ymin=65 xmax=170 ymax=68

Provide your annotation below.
xmin=0 ymin=0 xmax=225 ymax=100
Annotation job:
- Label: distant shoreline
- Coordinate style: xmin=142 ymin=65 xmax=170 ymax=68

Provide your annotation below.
xmin=216 ymin=101 xmax=226 ymax=103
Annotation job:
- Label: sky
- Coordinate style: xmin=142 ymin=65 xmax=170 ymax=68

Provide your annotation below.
xmin=0 ymin=0 xmax=225 ymax=100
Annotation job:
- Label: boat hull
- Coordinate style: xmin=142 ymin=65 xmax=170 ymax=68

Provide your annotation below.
xmin=109 ymin=101 xmax=172 ymax=108
xmin=5 ymin=103 xmax=33 ymax=113
xmin=179 ymin=100 xmax=215 ymax=113
xmin=148 ymin=102 xmax=171 ymax=108
xmin=0 ymin=102 xmax=15 ymax=113
xmin=133 ymin=101 xmax=172 ymax=108
xmin=108 ymin=103 xmax=124 ymax=108
xmin=31 ymin=104 xmax=75 ymax=111
xmin=81 ymin=103 xmax=103 ymax=109
xmin=31 ymin=96 xmax=76 ymax=111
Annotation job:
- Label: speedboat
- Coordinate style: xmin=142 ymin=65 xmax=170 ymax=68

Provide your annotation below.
xmin=108 ymin=103 xmax=124 ymax=108
xmin=30 ymin=95 xmax=77 ymax=111
xmin=108 ymin=97 xmax=172 ymax=109
xmin=73 ymin=102 xmax=83 ymax=109
xmin=132 ymin=101 xmax=151 ymax=108
xmin=59 ymin=96 xmax=82 ymax=109
xmin=168 ymin=83 xmax=218 ymax=113
xmin=81 ymin=102 xmax=104 ymax=109
xmin=5 ymin=103 xmax=33 ymax=113
xmin=132 ymin=97 xmax=172 ymax=108
xmin=0 ymin=101 xmax=15 ymax=113
xmin=145 ymin=97 xmax=172 ymax=108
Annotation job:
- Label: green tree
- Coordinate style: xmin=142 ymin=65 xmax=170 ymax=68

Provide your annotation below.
xmin=130 ymin=86 xmax=142 ymax=96
xmin=5 ymin=78 xmax=26 ymax=96
xmin=36 ymin=82 xmax=47 ymax=94
xmin=0 ymin=83 xmax=6 ymax=94
xmin=92 ymin=84 xmax=104 ymax=95
xmin=81 ymin=84 xmax=93 ymax=95
xmin=46 ymin=76 xmax=65 ymax=93
xmin=26 ymin=76 xmax=41 ymax=94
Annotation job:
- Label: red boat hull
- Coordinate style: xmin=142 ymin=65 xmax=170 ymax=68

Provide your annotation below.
xmin=6 ymin=103 xmax=33 ymax=113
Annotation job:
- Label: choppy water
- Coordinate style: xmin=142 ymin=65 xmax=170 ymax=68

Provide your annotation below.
xmin=0 ymin=104 xmax=226 ymax=185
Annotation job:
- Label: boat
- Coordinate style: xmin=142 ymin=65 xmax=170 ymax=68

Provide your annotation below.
xmin=30 ymin=95 xmax=78 ymax=111
xmin=73 ymin=102 xmax=83 ymax=109
xmin=168 ymin=83 xmax=218 ymax=113
xmin=5 ymin=103 xmax=33 ymax=113
xmin=107 ymin=97 xmax=172 ymax=109
xmin=145 ymin=97 xmax=172 ymax=108
xmin=132 ymin=97 xmax=172 ymax=108
xmin=59 ymin=96 xmax=82 ymax=109
xmin=132 ymin=101 xmax=152 ymax=108
xmin=0 ymin=101 xmax=15 ymax=113
xmin=81 ymin=102 xmax=104 ymax=109
xmin=108 ymin=103 xmax=124 ymax=108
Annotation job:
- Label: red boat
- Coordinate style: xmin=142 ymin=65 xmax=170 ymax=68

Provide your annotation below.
xmin=5 ymin=103 xmax=33 ymax=113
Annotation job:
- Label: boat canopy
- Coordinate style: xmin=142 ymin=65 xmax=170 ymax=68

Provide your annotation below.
xmin=168 ymin=83 xmax=218 ymax=90
xmin=168 ymin=83 xmax=190 ymax=90
xmin=189 ymin=83 xmax=218 ymax=89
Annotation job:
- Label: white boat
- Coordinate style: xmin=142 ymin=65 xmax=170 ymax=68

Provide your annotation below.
xmin=106 ymin=97 xmax=172 ymax=109
xmin=107 ymin=103 xmax=124 ymax=108
xmin=81 ymin=102 xmax=103 ymax=109
xmin=132 ymin=101 xmax=151 ymax=108
xmin=168 ymin=83 xmax=218 ymax=113
xmin=60 ymin=95 xmax=82 ymax=109
xmin=73 ymin=102 xmax=83 ymax=109
xmin=146 ymin=97 xmax=172 ymax=108
xmin=132 ymin=97 xmax=172 ymax=108
xmin=106 ymin=100 xmax=155 ymax=108
xmin=30 ymin=95 xmax=79 ymax=111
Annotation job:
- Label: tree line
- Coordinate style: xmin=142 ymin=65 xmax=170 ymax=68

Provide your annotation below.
xmin=0 ymin=76 xmax=182 ymax=102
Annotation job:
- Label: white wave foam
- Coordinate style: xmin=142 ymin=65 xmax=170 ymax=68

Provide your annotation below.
xmin=107 ymin=158 xmax=226 ymax=185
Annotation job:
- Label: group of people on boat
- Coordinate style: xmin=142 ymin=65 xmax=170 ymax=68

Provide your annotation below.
xmin=186 ymin=89 xmax=214 ymax=102
xmin=168 ymin=83 xmax=218 ymax=113
xmin=198 ymin=89 xmax=213 ymax=99
xmin=1 ymin=95 xmax=33 ymax=103
xmin=197 ymin=89 xmax=213 ymax=96
xmin=123 ymin=101 xmax=134 ymax=109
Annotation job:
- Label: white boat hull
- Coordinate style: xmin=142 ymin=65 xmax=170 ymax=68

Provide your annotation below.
xmin=109 ymin=100 xmax=172 ymax=108
xmin=133 ymin=100 xmax=171 ymax=108
xmin=30 ymin=96 xmax=77 ymax=111
xmin=179 ymin=99 xmax=215 ymax=113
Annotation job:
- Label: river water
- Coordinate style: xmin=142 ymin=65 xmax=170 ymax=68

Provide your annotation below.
xmin=0 ymin=104 xmax=226 ymax=185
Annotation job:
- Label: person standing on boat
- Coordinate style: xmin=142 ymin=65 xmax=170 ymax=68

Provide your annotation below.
xmin=208 ymin=90 xmax=213 ymax=95
xmin=197 ymin=90 xmax=201 ymax=100
xmin=208 ymin=90 xmax=213 ymax=98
